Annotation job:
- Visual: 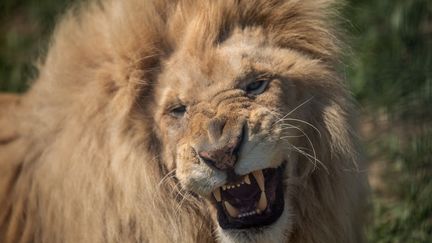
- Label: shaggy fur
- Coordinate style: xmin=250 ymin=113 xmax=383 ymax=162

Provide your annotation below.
xmin=0 ymin=0 xmax=368 ymax=242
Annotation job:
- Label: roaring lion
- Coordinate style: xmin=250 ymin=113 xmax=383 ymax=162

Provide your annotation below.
xmin=0 ymin=0 xmax=368 ymax=242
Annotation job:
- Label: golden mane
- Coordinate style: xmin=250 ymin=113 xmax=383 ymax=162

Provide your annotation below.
xmin=0 ymin=0 xmax=367 ymax=242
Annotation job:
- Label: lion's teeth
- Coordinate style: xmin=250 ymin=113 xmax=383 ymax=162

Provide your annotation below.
xmin=224 ymin=201 xmax=239 ymax=218
xmin=222 ymin=185 xmax=227 ymax=191
xmin=252 ymin=170 xmax=265 ymax=191
xmin=213 ymin=188 xmax=221 ymax=202
xmin=244 ymin=174 xmax=251 ymax=184
xmin=258 ymin=192 xmax=268 ymax=211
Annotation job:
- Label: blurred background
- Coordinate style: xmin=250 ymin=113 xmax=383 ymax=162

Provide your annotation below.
xmin=0 ymin=0 xmax=431 ymax=242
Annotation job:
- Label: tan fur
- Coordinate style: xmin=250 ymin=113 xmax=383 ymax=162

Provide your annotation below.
xmin=0 ymin=0 xmax=368 ymax=242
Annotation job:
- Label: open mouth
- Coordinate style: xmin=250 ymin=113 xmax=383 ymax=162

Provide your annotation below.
xmin=211 ymin=165 xmax=285 ymax=229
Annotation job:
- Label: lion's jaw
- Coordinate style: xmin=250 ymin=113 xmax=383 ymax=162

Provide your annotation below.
xmin=153 ymin=28 xmax=301 ymax=241
xmin=174 ymin=107 xmax=293 ymax=242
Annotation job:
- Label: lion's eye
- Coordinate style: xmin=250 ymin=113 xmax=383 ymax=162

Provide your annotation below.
xmin=169 ymin=105 xmax=187 ymax=118
xmin=245 ymin=79 xmax=269 ymax=95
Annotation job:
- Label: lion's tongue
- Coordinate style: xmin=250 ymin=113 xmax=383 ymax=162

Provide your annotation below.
xmin=223 ymin=184 xmax=261 ymax=217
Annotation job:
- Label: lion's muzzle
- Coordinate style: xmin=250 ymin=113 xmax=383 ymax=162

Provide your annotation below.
xmin=179 ymin=93 xmax=287 ymax=230
xmin=197 ymin=127 xmax=243 ymax=171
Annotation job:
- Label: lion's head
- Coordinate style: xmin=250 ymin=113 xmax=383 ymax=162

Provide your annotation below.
xmin=150 ymin=21 xmax=357 ymax=239
xmin=156 ymin=28 xmax=293 ymax=229
xmin=0 ymin=0 xmax=367 ymax=242
xmin=138 ymin=0 xmax=365 ymax=239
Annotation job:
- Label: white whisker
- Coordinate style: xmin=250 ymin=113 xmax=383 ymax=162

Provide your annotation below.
xmin=279 ymin=118 xmax=322 ymax=138
xmin=274 ymin=97 xmax=314 ymax=124
xmin=280 ymin=123 xmax=328 ymax=173
xmin=158 ymin=169 xmax=177 ymax=188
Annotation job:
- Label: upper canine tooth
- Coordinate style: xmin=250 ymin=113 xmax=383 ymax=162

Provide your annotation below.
xmin=222 ymin=186 xmax=227 ymax=191
xmin=213 ymin=188 xmax=222 ymax=202
xmin=258 ymin=192 xmax=268 ymax=211
xmin=224 ymin=201 xmax=239 ymax=218
xmin=244 ymin=175 xmax=251 ymax=184
xmin=252 ymin=170 xmax=265 ymax=191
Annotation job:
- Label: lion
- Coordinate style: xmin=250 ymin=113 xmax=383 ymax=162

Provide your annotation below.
xmin=0 ymin=0 xmax=368 ymax=242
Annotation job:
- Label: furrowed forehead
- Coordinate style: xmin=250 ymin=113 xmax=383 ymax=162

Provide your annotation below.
xmin=159 ymin=28 xmax=273 ymax=101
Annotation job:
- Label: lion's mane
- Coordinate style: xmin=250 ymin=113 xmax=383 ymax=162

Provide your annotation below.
xmin=0 ymin=0 xmax=367 ymax=242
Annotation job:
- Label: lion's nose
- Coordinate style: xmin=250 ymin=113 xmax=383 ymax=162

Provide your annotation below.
xmin=198 ymin=138 xmax=242 ymax=171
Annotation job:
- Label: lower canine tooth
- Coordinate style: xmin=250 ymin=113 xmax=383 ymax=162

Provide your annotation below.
xmin=224 ymin=201 xmax=239 ymax=218
xmin=213 ymin=188 xmax=221 ymax=202
xmin=258 ymin=192 xmax=268 ymax=211
xmin=244 ymin=175 xmax=251 ymax=184
xmin=252 ymin=170 xmax=265 ymax=191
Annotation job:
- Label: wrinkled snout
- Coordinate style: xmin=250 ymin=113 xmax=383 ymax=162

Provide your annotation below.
xmin=198 ymin=135 xmax=242 ymax=171
xmin=194 ymin=115 xmax=246 ymax=172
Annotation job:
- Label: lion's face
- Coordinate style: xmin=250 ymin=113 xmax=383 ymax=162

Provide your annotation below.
xmin=153 ymin=28 xmax=326 ymax=239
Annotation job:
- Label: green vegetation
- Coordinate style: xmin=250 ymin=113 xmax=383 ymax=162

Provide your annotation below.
xmin=346 ymin=0 xmax=431 ymax=242
xmin=0 ymin=0 xmax=72 ymax=92
xmin=0 ymin=0 xmax=431 ymax=241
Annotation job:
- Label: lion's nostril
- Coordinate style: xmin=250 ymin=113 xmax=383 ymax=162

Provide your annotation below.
xmin=198 ymin=151 xmax=214 ymax=163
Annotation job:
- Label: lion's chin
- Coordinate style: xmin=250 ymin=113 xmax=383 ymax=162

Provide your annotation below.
xmin=210 ymin=163 xmax=286 ymax=230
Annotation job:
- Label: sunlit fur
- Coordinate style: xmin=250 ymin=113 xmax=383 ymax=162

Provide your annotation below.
xmin=0 ymin=0 xmax=368 ymax=242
